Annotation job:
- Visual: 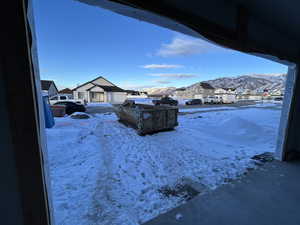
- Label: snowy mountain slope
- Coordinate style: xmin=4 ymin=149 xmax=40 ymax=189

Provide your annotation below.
xmin=205 ymin=74 xmax=286 ymax=93
xmin=144 ymin=74 xmax=286 ymax=95
xmin=143 ymin=87 xmax=176 ymax=95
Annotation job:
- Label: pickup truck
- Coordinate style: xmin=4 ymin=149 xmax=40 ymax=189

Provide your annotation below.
xmin=204 ymin=96 xmax=223 ymax=104
xmin=49 ymin=95 xmax=86 ymax=105
xmin=152 ymin=97 xmax=178 ymax=106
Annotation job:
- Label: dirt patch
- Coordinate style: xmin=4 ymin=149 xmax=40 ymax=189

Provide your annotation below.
xmin=158 ymin=183 xmax=200 ymax=201
xmin=251 ymin=152 xmax=274 ymax=165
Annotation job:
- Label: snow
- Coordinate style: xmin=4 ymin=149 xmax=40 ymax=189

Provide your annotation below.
xmin=46 ymin=105 xmax=281 ymax=225
xmin=126 ymin=98 xmax=190 ymax=106
xmin=127 ymin=98 xmax=154 ymax=105
xmin=87 ymin=102 xmax=113 ymax=107
xmin=175 ymin=213 xmax=183 ymax=220
xmin=70 ymin=112 xmax=91 ymax=117
xmin=179 ymin=106 xmax=236 ymax=113
xmin=46 ymin=116 xmax=103 ymax=225
xmin=241 ymin=101 xmax=282 ymax=109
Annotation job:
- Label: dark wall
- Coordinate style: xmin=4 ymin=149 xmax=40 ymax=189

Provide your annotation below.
xmin=0 ymin=70 xmax=24 ymax=225
xmin=0 ymin=1 xmax=50 ymax=224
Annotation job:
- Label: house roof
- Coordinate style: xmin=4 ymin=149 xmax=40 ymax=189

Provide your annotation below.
xmin=176 ymin=88 xmax=186 ymax=91
xmin=59 ymin=88 xmax=73 ymax=94
xmin=87 ymin=83 xmax=125 ymax=92
xmin=72 ymin=76 xmax=118 ymax=91
xmin=200 ymin=82 xmax=214 ymax=89
xmin=125 ymin=90 xmax=140 ymax=94
xmin=41 ymin=80 xmax=58 ymax=92
xmin=223 ymin=88 xmax=236 ymax=91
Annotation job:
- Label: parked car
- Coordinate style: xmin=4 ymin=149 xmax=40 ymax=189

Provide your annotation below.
xmin=152 ymin=97 xmax=178 ymax=106
xmin=185 ymin=99 xmax=203 ymax=105
xmin=53 ymin=101 xmax=86 ymax=115
xmin=204 ymin=96 xmax=223 ymax=104
xmin=49 ymin=94 xmax=86 ymax=105
xmin=274 ymin=97 xmax=283 ymax=101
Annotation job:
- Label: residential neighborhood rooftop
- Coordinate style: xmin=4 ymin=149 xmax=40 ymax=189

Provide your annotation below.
xmin=41 ymin=80 xmax=56 ymax=91
xmin=59 ymin=88 xmax=73 ymax=94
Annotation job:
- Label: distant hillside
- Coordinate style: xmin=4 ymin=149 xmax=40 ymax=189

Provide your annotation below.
xmin=205 ymin=74 xmax=286 ymax=93
xmin=143 ymin=74 xmax=286 ymax=95
xmin=143 ymin=87 xmax=176 ymax=95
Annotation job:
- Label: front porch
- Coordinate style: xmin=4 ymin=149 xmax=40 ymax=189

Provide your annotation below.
xmin=89 ymin=91 xmax=105 ymax=102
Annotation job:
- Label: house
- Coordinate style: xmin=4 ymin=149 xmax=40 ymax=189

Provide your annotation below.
xmin=223 ymin=88 xmax=237 ymax=94
xmin=125 ymin=90 xmax=140 ymax=96
xmin=172 ymin=88 xmax=187 ymax=98
xmin=125 ymin=90 xmax=148 ymax=98
xmin=41 ymin=80 xmax=58 ymax=97
xmin=73 ymin=76 xmax=127 ymax=103
xmin=192 ymin=82 xmax=215 ymax=99
xmin=214 ymin=88 xmax=227 ymax=94
xmin=270 ymin=89 xmax=284 ymax=96
xmin=214 ymin=88 xmax=237 ymax=103
xmin=195 ymin=82 xmax=215 ymax=97
xmin=59 ymin=88 xmax=73 ymax=97
xmin=215 ymin=88 xmax=237 ymax=95
xmin=262 ymin=89 xmax=270 ymax=97
xmin=173 ymin=83 xmax=215 ymax=99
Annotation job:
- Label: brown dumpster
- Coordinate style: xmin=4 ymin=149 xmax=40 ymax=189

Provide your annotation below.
xmin=51 ymin=105 xmax=66 ymax=117
xmin=114 ymin=101 xmax=178 ymax=135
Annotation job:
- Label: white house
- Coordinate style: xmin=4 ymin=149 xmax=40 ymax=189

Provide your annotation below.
xmin=41 ymin=80 xmax=58 ymax=97
xmin=215 ymin=88 xmax=237 ymax=94
xmin=214 ymin=88 xmax=237 ymax=103
xmin=270 ymin=89 xmax=284 ymax=96
xmin=173 ymin=83 xmax=215 ymax=99
xmin=58 ymin=88 xmax=73 ymax=98
xmin=214 ymin=88 xmax=227 ymax=94
xmin=73 ymin=76 xmax=127 ymax=103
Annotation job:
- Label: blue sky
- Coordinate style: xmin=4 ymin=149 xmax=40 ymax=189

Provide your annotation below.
xmin=33 ymin=0 xmax=287 ymax=90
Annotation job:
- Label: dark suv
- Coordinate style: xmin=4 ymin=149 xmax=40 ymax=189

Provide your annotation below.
xmin=152 ymin=97 xmax=178 ymax=106
xmin=54 ymin=101 xmax=86 ymax=115
xmin=185 ymin=99 xmax=202 ymax=105
xmin=274 ymin=97 xmax=283 ymax=101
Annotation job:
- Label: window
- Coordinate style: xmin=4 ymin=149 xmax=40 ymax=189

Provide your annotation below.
xmin=50 ymin=96 xmax=58 ymax=100
xmin=78 ymin=92 xmax=85 ymax=99
xmin=60 ymin=96 xmax=67 ymax=100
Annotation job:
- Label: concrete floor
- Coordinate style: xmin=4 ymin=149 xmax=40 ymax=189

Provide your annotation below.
xmin=145 ymin=161 xmax=300 ymax=225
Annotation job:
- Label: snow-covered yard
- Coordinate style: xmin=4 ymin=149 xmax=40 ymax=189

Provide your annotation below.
xmin=87 ymin=102 xmax=113 ymax=107
xmin=46 ymin=106 xmax=282 ymax=225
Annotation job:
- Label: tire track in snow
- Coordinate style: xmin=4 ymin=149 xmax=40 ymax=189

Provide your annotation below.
xmin=97 ymin=117 xmax=186 ymax=224
xmin=85 ymin=119 xmax=134 ymax=225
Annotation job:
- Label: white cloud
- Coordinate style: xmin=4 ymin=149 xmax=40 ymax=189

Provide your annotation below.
xmin=142 ymin=64 xmax=184 ymax=69
xmin=156 ymin=36 xmax=219 ymax=57
xmin=154 ymin=80 xmax=172 ymax=84
xmin=149 ymin=73 xmax=197 ymax=79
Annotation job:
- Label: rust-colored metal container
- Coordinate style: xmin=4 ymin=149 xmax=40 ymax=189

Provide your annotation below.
xmin=114 ymin=101 xmax=178 ymax=135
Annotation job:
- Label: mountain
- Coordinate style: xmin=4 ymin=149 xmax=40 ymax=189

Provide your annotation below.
xmin=143 ymin=87 xmax=176 ymax=95
xmin=205 ymin=74 xmax=286 ymax=93
xmin=143 ymin=74 xmax=286 ymax=96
